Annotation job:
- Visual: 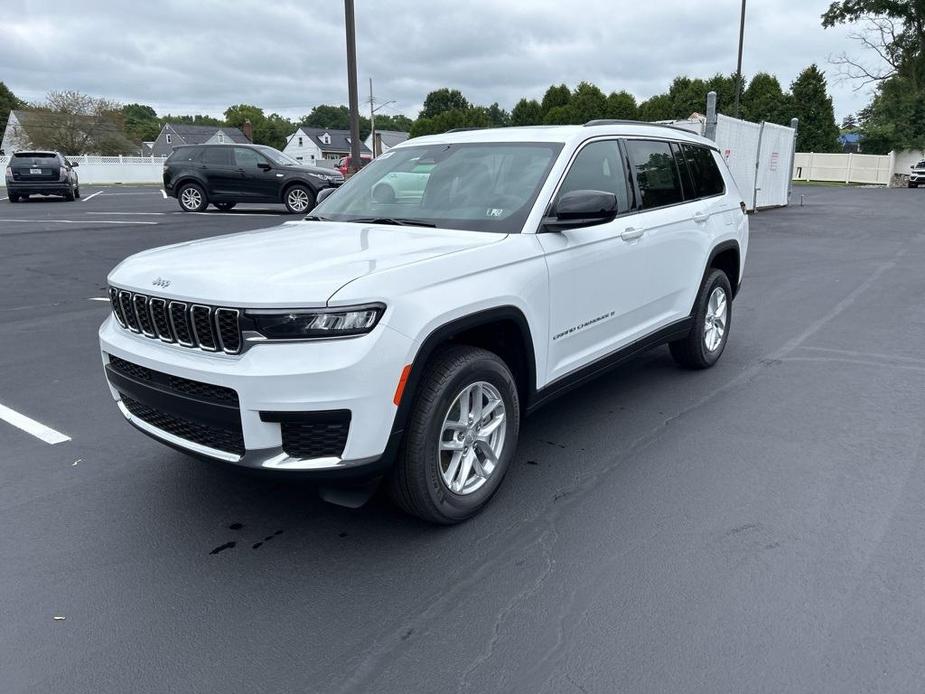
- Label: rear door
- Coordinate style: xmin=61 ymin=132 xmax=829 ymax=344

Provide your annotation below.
xmin=198 ymin=147 xmax=236 ymax=197
xmin=623 ymin=139 xmax=708 ymax=326
xmin=10 ymin=152 xmax=61 ymax=183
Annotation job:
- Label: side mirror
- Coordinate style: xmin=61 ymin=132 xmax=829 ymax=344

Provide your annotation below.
xmin=316 ymin=187 xmax=337 ymax=204
xmin=257 ymin=162 xmax=272 ymax=171
xmin=69 ymin=161 xmax=78 ymax=168
xmin=543 ymin=190 xmax=619 ymax=231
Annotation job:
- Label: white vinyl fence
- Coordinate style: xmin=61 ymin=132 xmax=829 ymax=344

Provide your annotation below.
xmin=0 ymin=155 xmax=168 ymax=186
xmin=792 ymin=152 xmax=892 ymax=185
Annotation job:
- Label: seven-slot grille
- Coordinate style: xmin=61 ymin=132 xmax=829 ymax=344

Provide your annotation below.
xmin=109 ymin=287 xmax=241 ymax=354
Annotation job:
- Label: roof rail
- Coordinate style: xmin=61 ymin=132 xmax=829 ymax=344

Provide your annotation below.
xmin=583 ymin=119 xmax=695 ymax=133
xmin=444 ymin=127 xmax=487 ymax=133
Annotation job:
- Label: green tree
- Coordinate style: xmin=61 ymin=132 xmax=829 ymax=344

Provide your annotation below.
xmin=569 ymin=81 xmax=607 ymax=122
xmin=375 ymin=114 xmax=413 ymax=132
xmin=300 ymin=104 xmax=370 ymax=140
xmin=486 ymin=102 xmax=510 ymax=127
xmin=637 ymin=94 xmax=674 ymax=121
xmin=510 ymin=98 xmax=543 ymax=126
xmin=605 ymin=91 xmax=637 ymax=120
xmin=121 ymin=103 xmax=160 ymax=143
xmin=409 ymin=107 xmax=491 ymax=137
xmin=841 ymin=113 xmax=858 ymax=130
xmin=741 ymin=73 xmax=793 ymax=125
xmin=543 ymin=104 xmax=578 ymax=125
xmin=790 ymin=65 xmax=840 ymax=152
xmin=540 ymin=84 xmax=571 ymax=116
xmin=419 ymin=89 xmax=469 ymax=119
xmin=0 ymin=82 xmax=25 ymax=143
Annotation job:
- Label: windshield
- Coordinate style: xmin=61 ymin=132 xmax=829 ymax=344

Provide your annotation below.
xmin=311 ymin=142 xmax=563 ymax=233
xmin=258 ymin=146 xmax=301 ymax=167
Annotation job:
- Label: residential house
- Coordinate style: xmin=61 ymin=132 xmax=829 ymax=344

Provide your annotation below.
xmin=364 ymin=129 xmax=409 ymax=156
xmin=1 ymin=109 xmax=136 ymax=155
xmin=149 ymin=123 xmax=251 ymax=157
xmin=283 ymin=127 xmax=371 ymax=165
xmin=838 ymin=132 xmax=862 ymax=154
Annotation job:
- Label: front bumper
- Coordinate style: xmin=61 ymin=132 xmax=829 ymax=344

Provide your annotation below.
xmin=7 ymin=181 xmax=72 ymax=195
xmin=99 ymin=315 xmax=412 ymax=476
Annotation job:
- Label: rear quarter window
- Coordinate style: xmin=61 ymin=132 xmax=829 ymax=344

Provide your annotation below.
xmin=682 ymin=144 xmax=726 ymax=198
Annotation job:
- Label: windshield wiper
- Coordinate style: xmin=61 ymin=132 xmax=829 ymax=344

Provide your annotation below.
xmin=350 ymin=217 xmax=436 ymax=228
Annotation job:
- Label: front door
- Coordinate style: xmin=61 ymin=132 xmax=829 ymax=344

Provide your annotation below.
xmin=538 ymin=139 xmax=659 ymax=384
xmin=232 ymin=147 xmax=280 ymax=201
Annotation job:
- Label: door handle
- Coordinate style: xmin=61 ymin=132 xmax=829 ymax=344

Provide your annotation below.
xmin=692 ymin=211 xmax=710 ymax=224
xmin=621 ymin=226 xmax=645 ymax=241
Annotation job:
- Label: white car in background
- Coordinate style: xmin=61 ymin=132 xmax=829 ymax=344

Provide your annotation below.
xmin=100 ymin=121 xmax=749 ymax=524
xmin=909 ymin=160 xmax=925 ymax=188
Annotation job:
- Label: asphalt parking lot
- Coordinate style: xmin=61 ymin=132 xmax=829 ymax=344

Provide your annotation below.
xmin=2 ymin=183 xmax=924 ymax=693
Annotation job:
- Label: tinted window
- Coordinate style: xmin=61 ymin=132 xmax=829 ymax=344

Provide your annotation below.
xmin=682 ymin=144 xmax=725 ymax=198
xmin=13 ymin=152 xmax=58 ymax=161
xmin=557 ymin=140 xmax=630 ymax=213
xmin=167 ymin=147 xmax=201 ymax=163
xmin=625 ymin=140 xmax=684 ymax=209
xmin=234 ymin=147 xmax=266 ymax=169
xmin=201 ymin=147 xmax=233 ymax=166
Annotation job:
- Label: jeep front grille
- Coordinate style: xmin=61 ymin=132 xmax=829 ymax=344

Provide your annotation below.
xmin=110 ymin=287 xmax=242 ymax=355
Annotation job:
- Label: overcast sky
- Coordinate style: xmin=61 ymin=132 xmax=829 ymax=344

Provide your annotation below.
xmin=4 ymin=0 xmax=875 ymax=122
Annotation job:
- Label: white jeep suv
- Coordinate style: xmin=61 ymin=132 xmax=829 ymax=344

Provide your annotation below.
xmin=909 ymin=160 xmax=925 ymax=188
xmin=100 ymin=122 xmax=748 ymax=523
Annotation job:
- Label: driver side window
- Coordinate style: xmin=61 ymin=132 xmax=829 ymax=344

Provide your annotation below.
xmin=234 ymin=147 xmax=265 ymax=170
xmin=556 ymin=140 xmax=631 ymax=214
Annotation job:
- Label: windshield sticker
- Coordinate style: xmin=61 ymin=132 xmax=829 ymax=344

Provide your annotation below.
xmin=486 ymin=208 xmax=504 ymax=217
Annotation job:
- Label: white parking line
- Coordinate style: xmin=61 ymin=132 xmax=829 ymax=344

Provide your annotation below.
xmin=86 ymin=211 xmax=165 ymax=215
xmin=0 ymin=196 xmax=7 ymax=201
xmin=82 ymin=191 xmax=105 ymax=202
xmin=87 ymin=297 xmax=110 ymax=302
xmin=0 ymin=218 xmax=158 ymax=225
xmin=0 ymin=403 xmax=71 ymax=445
xmin=186 ymin=211 xmax=288 ymax=217
xmin=160 ymin=189 xmax=167 ymax=199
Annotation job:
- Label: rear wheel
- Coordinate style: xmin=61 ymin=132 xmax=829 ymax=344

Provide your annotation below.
xmin=74 ymin=186 xmax=80 ymax=199
xmin=64 ymin=186 xmax=76 ymax=201
xmin=388 ymin=346 xmax=520 ymax=524
xmin=284 ymin=185 xmax=314 ymax=214
xmin=177 ymin=182 xmax=208 ymax=212
xmin=669 ymin=269 xmax=733 ymax=370
xmin=213 ymin=201 xmax=236 ymax=211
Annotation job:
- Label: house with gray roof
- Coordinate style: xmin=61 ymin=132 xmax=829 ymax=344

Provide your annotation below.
xmin=364 ymin=129 xmax=409 ymax=155
xmin=149 ymin=123 xmax=251 ymax=157
xmin=282 ymin=127 xmax=371 ymax=165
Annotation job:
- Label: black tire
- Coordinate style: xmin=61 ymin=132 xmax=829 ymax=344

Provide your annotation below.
xmin=177 ymin=182 xmax=208 ymax=212
xmin=283 ymin=184 xmax=315 ymax=214
xmin=669 ymin=268 xmax=733 ymax=370
xmin=910 ymin=183 xmax=918 ymax=189
xmin=7 ymin=194 xmax=18 ymax=203
xmin=213 ymin=201 xmax=236 ymax=211
xmin=64 ymin=186 xmax=76 ymax=201
xmin=388 ymin=345 xmax=521 ymax=524
xmin=74 ymin=186 xmax=80 ymax=199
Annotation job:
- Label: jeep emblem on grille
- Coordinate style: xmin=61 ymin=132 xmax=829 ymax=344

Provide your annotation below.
xmin=152 ymin=277 xmax=171 ymax=288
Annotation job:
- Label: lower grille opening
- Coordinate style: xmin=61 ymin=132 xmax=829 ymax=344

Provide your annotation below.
xmin=262 ymin=411 xmax=351 ymax=459
xmin=121 ymin=395 xmax=245 ymax=456
xmin=108 ymin=355 xmax=238 ymax=406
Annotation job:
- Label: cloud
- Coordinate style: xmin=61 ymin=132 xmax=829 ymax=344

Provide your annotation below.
xmin=2 ymin=0 xmax=874 ymax=121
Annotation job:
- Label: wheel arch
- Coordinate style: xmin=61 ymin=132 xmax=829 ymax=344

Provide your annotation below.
xmin=391 ymin=306 xmax=538 ymax=436
xmin=704 ymin=240 xmax=741 ymax=300
xmin=280 ymin=178 xmax=320 ymax=203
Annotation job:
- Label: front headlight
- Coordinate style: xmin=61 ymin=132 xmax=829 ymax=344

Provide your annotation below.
xmin=245 ymin=304 xmax=384 ymax=340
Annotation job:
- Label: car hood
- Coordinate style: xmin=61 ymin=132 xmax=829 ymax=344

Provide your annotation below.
xmin=108 ymin=220 xmax=505 ymax=307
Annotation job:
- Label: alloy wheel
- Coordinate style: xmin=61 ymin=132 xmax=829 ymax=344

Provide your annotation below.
xmin=438 ymin=381 xmax=506 ymax=495
xmin=181 ymin=187 xmax=202 ymax=210
xmin=287 ymin=188 xmax=310 ymax=212
xmin=704 ymin=286 xmax=728 ymax=352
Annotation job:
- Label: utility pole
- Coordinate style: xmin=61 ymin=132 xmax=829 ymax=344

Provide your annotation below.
xmin=369 ymin=77 xmax=376 ymax=158
xmin=733 ymin=0 xmax=746 ymax=118
xmin=344 ymin=0 xmax=362 ymax=174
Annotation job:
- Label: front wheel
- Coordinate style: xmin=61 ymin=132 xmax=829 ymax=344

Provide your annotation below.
xmin=669 ymin=269 xmax=733 ymax=369
xmin=177 ymin=183 xmax=208 ymax=212
xmin=388 ymin=346 xmax=520 ymax=524
xmin=910 ymin=183 xmax=919 ymax=189
xmin=284 ymin=185 xmax=314 ymax=214
xmin=7 ymin=194 xmax=18 ymax=203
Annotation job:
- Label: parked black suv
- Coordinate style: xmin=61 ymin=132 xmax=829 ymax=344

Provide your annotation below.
xmin=5 ymin=151 xmax=80 ymax=202
xmin=163 ymin=143 xmax=343 ymax=213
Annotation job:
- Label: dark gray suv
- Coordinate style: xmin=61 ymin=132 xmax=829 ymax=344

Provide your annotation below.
xmin=5 ymin=151 xmax=80 ymax=202
xmin=162 ymin=143 xmax=343 ymax=213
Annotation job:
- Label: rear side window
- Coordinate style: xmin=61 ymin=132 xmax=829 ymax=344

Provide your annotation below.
xmin=166 ymin=147 xmax=201 ymax=163
xmin=682 ymin=144 xmax=725 ymax=198
xmin=200 ymin=147 xmax=233 ymax=166
xmin=557 ymin=140 xmax=631 ymax=214
xmin=625 ymin=140 xmax=683 ymax=210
